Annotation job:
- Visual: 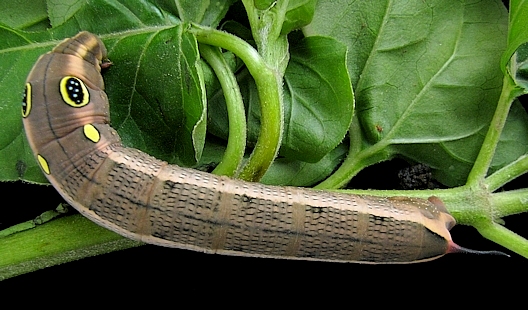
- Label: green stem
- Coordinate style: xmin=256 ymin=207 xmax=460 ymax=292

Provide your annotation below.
xmin=491 ymin=188 xmax=528 ymax=218
xmin=347 ymin=114 xmax=364 ymax=157
xmin=314 ymin=140 xmax=394 ymax=189
xmin=0 ymin=204 xmax=68 ymax=237
xmin=242 ymin=0 xmax=290 ymax=73
xmin=242 ymin=0 xmax=287 ymax=44
xmin=199 ymin=44 xmax=247 ymax=176
xmin=484 ymin=153 xmax=528 ymax=192
xmin=189 ymin=23 xmax=282 ymax=181
xmin=332 ymin=185 xmax=480 ymax=225
xmin=474 ymin=221 xmax=528 ymax=259
xmin=0 ymin=215 xmax=141 ymax=280
xmin=466 ymin=75 xmax=518 ymax=186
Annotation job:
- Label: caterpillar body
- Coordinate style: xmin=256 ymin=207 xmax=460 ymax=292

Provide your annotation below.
xmin=23 ymin=31 xmax=477 ymax=264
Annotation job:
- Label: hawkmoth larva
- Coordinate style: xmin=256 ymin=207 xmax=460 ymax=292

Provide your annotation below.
xmin=22 ymin=31 xmax=506 ymax=263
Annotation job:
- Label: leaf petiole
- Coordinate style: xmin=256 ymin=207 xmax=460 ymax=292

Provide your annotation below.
xmin=485 ymin=153 xmax=528 ymax=192
xmin=474 ymin=221 xmax=528 ymax=259
xmin=466 ymin=75 xmax=522 ymax=186
xmin=188 ymin=23 xmax=282 ymax=181
xmin=199 ymin=43 xmax=247 ymax=176
xmin=491 ymin=188 xmax=528 ymax=218
xmin=314 ymin=139 xmax=394 ymax=190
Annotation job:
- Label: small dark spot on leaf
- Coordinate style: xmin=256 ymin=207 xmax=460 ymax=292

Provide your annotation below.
xmin=16 ymin=160 xmax=27 ymax=178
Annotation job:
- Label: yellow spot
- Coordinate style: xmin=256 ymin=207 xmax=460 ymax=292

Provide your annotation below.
xmin=37 ymin=154 xmax=50 ymax=174
xmin=22 ymin=83 xmax=32 ymax=118
xmin=83 ymin=124 xmax=100 ymax=143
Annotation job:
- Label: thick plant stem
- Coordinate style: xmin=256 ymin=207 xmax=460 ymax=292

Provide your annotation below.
xmin=0 ymin=215 xmax=141 ymax=281
xmin=242 ymin=0 xmax=290 ymax=74
xmin=189 ymin=23 xmax=282 ymax=181
xmin=199 ymin=44 xmax=246 ymax=176
xmin=485 ymin=154 xmax=528 ymax=192
xmin=475 ymin=221 xmax=528 ymax=259
xmin=466 ymin=76 xmax=518 ymax=186
xmin=491 ymin=188 xmax=528 ymax=218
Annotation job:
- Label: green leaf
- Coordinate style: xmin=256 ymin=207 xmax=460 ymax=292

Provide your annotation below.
xmin=0 ymin=2 xmax=206 ymax=182
xmin=105 ymin=28 xmax=206 ymax=166
xmin=47 ymin=0 xmax=178 ymax=38
xmin=490 ymin=100 xmax=528 ymax=172
xmin=305 ymin=0 xmax=509 ymax=186
xmin=0 ymin=30 xmax=53 ymax=183
xmin=200 ymin=0 xmax=238 ymax=28
xmin=251 ymin=0 xmax=318 ymax=34
xmin=253 ymin=0 xmax=276 ymax=10
xmin=282 ymin=36 xmax=353 ymax=162
xmin=152 ymin=0 xmax=237 ymax=27
xmin=500 ymin=0 xmax=528 ymax=94
xmin=0 ymin=0 xmax=48 ymax=30
xmin=261 ymin=142 xmax=348 ymax=186
xmin=47 ymin=0 xmax=85 ymax=27
xmin=281 ymin=0 xmax=317 ymax=35
xmin=168 ymin=0 xmax=210 ymax=23
xmin=509 ymin=42 xmax=528 ymax=91
xmin=500 ymin=0 xmax=528 ymax=72
xmin=396 ymin=101 xmax=528 ymax=186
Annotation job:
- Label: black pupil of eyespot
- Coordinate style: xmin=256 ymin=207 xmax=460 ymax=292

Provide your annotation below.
xmin=67 ymin=78 xmax=84 ymax=104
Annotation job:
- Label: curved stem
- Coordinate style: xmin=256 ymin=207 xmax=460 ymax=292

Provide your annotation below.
xmin=484 ymin=153 xmax=528 ymax=192
xmin=189 ymin=23 xmax=282 ymax=182
xmin=199 ymin=44 xmax=246 ymax=176
xmin=314 ymin=140 xmax=394 ymax=189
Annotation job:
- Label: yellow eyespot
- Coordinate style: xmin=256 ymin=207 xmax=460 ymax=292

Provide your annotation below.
xmin=83 ymin=124 xmax=100 ymax=143
xmin=37 ymin=154 xmax=50 ymax=174
xmin=60 ymin=76 xmax=90 ymax=107
xmin=22 ymin=83 xmax=32 ymax=118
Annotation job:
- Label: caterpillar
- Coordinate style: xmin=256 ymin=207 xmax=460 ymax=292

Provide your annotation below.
xmin=22 ymin=31 xmax=498 ymax=264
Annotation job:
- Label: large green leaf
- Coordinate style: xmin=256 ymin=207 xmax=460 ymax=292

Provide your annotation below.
xmin=281 ymin=36 xmax=353 ymax=162
xmin=501 ymin=0 xmax=528 ymax=94
xmin=397 ymin=101 xmax=528 ymax=185
xmin=152 ymin=0 xmax=237 ymax=27
xmin=304 ymin=0 xmax=516 ymax=186
xmin=0 ymin=0 xmax=208 ymax=182
xmin=261 ymin=143 xmax=348 ymax=186
xmin=48 ymin=0 xmax=178 ymax=37
xmin=104 ymin=28 xmax=206 ymax=166
xmin=0 ymin=0 xmax=48 ymax=31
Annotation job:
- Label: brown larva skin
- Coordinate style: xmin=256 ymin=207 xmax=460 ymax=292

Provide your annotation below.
xmin=22 ymin=31 xmax=456 ymax=263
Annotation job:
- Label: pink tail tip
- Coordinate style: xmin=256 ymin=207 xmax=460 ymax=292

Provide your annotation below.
xmin=448 ymin=241 xmax=510 ymax=257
